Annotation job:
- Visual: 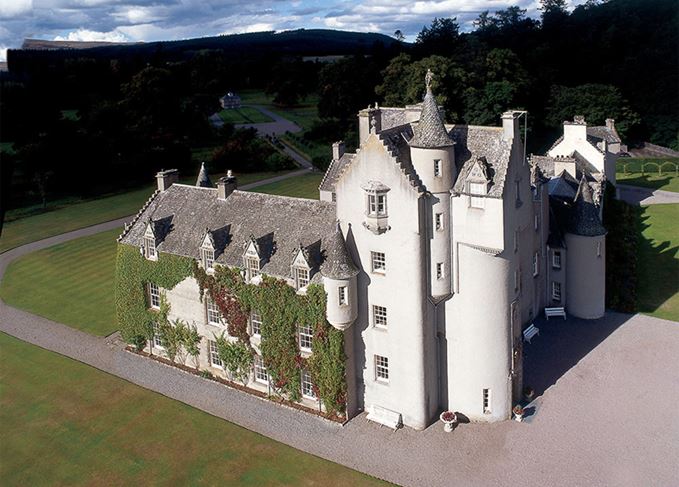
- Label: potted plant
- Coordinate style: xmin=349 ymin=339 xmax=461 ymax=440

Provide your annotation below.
xmin=440 ymin=411 xmax=457 ymax=432
xmin=513 ymin=405 xmax=524 ymax=422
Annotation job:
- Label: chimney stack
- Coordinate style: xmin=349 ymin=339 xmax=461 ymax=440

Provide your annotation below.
xmin=606 ymin=118 xmax=615 ymax=131
xmin=501 ymin=111 xmax=521 ymax=141
xmin=332 ymin=141 xmax=345 ymax=161
xmin=156 ymin=169 xmax=178 ymax=192
xmin=217 ymin=170 xmax=237 ymax=200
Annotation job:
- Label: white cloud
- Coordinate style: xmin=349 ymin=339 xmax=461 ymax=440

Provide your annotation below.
xmin=54 ymin=28 xmax=130 ymax=42
xmin=0 ymin=0 xmax=32 ymax=18
xmin=0 ymin=46 xmax=8 ymax=62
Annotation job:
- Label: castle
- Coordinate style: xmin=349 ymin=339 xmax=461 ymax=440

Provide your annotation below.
xmin=117 ymin=73 xmax=616 ymax=429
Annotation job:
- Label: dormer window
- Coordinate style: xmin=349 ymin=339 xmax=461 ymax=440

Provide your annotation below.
xmin=362 ymin=181 xmax=390 ymax=235
xmin=469 ymin=182 xmax=487 ymax=208
xmin=201 ymin=248 xmax=215 ymax=270
xmin=294 ymin=267 xmax=309 ymax=289
xmin=144 ymin=236 xmax=156 ymax=259
xmin=246 ymin=256 xmax=260 ymax=280
xmin=291 ymin=244 xmax=313 ymax=291
xmin=244 ymin=236 xmax=261 ymax=282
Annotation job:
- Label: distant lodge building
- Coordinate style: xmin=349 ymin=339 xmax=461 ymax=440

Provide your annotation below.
xmin=118 ymin=71 xmax=619 ymax=430
xmin=220 ymin=92 xmax=241 ymax=109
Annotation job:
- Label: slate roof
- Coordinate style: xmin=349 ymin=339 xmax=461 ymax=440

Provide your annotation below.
xmin=319 ymin=153 xmax=354 ymax=193
xmin=547 ymin=172 xmax=606 ymax=242
xmin=321 ymin=222 xmax=359 ymax=279
xmin=380 ymin=108 xmax=410 ymax=131
xmin=569 ymin=176 xmax=607 ymax=236
xmin=196 ymin=162 xmax=212 ymax=188
xmin=587 ymin=126 xmax=621 ymax=144
xmin=451 ymin=126 xmax=513 ymax=198
xmin=408 ymin=88 xmax=454 ymax=149
xmin=531 ymin=153 xmax=599 ymax=180
xmin=119 ymin=185 xmax=339 ymax=283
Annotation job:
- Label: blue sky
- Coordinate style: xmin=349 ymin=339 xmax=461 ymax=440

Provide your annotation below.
xmin=0 ymin=0 xmax=589 ymax=62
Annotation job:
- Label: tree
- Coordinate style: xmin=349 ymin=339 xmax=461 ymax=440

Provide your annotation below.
xmin=318 ymin=56 xmax=381 ymax=121
xmin=215 ymin=333 xmax=254 ymax=385
xmin=415 ymin=17 xmax=460 ymax=56
xmin=545 ymin=84 xmax=641 ymax=139
xmin=540 ymin=0 xmax=569 ymax=28
xmin=393 ymin=30 xmax=405 ymax=42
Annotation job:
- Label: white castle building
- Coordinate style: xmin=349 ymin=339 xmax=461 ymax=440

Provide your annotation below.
xmin=118 ymin=73 xmax=613 ymax=430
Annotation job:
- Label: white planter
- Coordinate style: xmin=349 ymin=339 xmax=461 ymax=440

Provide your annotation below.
xmin=440 ymin=411 xmax=457 ymax=432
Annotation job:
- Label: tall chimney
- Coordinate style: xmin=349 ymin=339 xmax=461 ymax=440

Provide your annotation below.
xmin=332 ymin=141 xmax=345 ymax=161
xmin=501 ymin=111 xmax=521 ymax=141
xmin=606 ymin=118 xmax=615 ymax=131
xmin=217 ymin=170 xmax=237 ymax=200
xmin=156 ymin=169 xmax=179 ymax=192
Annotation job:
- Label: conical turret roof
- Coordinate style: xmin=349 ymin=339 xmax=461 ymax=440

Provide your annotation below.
xmin=321 ymin=221 xmax=359 ymax=279
xmin=568 ymin=176 xmax=606 ymax=236
xmin=196 ymin=162 xmax=212 ymax=188
xmin=409 ymin=70 xmax=454 ymax=149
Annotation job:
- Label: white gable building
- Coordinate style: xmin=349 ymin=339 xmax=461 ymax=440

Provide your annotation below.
xmin=119 ymin=73 xmax=609 ymax=430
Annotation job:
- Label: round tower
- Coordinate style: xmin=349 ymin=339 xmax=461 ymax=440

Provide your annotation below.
xmin=409 ymin=70 xmax=456 ymax=299
xmin=321 ymin=221 xmax=359 ymax=330
xmin=565 ymin=177 xmax=607 ymax=319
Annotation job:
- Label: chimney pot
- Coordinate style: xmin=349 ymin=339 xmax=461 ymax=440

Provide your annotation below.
xmin=332 ymin=141 xmax=345 ymax=161
xmin=217 ymin=171 xmax=237 ymax=200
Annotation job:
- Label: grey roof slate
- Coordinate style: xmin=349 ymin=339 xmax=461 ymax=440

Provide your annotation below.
xmin=451 ymin=126 xmax=513 ymax=198
xmin=120 ymin=185 xmax=338 ymax=282
xmin=320 ymin=222 xmax=359 ymax=279
xmin=408 ymin=88 xmax=454 ymax=149
xmin=569 ymin=176 xmax=607 ymax=236
xmin=196 ymin=162 xmax=213 ymax=188
xmin=319 ymin=153 xmax=354 ymax=193
xmin=380 ymin=108 xmax=410 ymax=131
xmin=587 ymin=126 xmax=621 ymax=144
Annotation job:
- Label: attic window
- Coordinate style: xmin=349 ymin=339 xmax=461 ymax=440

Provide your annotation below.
xmin=294 ymin=267 xmax=309 ymax=290
xmin=469 ymin=182 xmax=486 ymax=208
xmin=246 ymin=257 xmax=260 ymax=280
xmin=144 ymin=236 xmax=157 ymax=260
xmin=201 ymin=248 xmax=215 ymax=270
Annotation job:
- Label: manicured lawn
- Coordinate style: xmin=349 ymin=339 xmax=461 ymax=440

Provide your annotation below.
xmin=617 ymin=158 xmax=679 ymax=193
xmin=616 ymin=173 xmax=679 ymax=193
xmin=0 ymin=171 xmax=291 ymax=253
xmin=218 ymin=107 xmax=273 ymax=124
xmin=0 ymin=332 xmax=387 ymax=486
xmin=0 ymin=228 xmax=121 ymax=336
xmin=0 ymin=141 xmax=15 ymax=154
xmin=251 ymin=173 xmax=323 ymax=200
xmin=637 ymin=204 xmax=679 ymax=321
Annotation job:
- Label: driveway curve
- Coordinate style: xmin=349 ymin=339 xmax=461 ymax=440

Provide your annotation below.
xmin=1 ymin=222 xmax=678 ymax=486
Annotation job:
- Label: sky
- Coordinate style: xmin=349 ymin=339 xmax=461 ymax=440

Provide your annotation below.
xmin=0 ymin=0 xmax=589 ymax=62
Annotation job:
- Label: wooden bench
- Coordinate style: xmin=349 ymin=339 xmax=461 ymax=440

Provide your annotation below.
xmin=523 ymin=324 xmax=540 ymax=344
xmin=545 ymin=307 xmax=567 ymax=320
xmin=366 ymin=405 xmax=402 ymax=430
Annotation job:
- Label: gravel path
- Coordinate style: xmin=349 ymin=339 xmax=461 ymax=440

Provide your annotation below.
xmin=1 ymin=223 xmax=678 ymax=486
xmin=617 ymin=184 xmax=679 ymax=205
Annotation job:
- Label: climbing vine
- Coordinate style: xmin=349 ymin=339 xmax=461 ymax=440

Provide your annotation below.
xmin=193 ymin=263 xmax=347 ymax=416
xmin=115 ymin=244 xmax=194 ymax=344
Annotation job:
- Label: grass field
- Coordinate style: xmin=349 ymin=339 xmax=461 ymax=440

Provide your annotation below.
xmin=617 ymin=158 xmax=679 ymax=193
xmin=0 ymin=228 xmax=121 ymax=336
xmin=0 ymin=332 xmax=387 ymax=486
xmin=251 ymin=173 xmax=323 ymax=199
xmin=218 ymin=107 xmax=273 ymax=124
xmin=0 ymin=171 xmax=290 ymax=253
xmin=636 ymin=204 xmax=679 ymax=321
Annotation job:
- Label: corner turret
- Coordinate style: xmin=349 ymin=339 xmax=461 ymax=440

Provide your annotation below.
xmin=321 ymin=221 xmax=359 ymax=330
xmin=196 ymin=162 xmax=212 ymax=188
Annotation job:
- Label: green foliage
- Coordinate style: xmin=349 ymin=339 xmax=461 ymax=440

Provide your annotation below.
xmin=415 ymin=17 xmax=460 ymax=56
xmin=183 ymin=324 xmax=202 ymax=369
xmin=194 ymin=265 xmax=347 ymax=416
xmin=214 ymin=333 xmax=254 ymax=385
xmin=115 ymin=243 xmax=194 ymax=344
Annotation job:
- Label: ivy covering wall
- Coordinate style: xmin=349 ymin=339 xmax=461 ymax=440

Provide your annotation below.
xmin=115 ymin=244 xmax=194 ymax=343
xmin=115 ymin=243 xmax=347 ymax=417
xmin=194 ymin=264 xmax=347 ymax=416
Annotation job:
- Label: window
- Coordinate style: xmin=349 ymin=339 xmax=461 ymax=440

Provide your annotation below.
xmin=250 ymin=311 xmax=262 ymax=336
xmin=368 ymin=194 xmax=387 ymax=216
xmin=301 ymin=369 xmax=316 ymax=399
xmin=435 ymin=213 xmax=443 ymax=231
xmin=434 ymin=159 xmax=441 ymax=177
xmin=515 ymin=180 xmax=522 ymax=206
xmin=533 ymin=252 xmax=539 ymax=277
xmin=338 ymin=286 xmax=348 ymax=306
xmin=533 ymin=185 xmax=541 ymax=201
xmin=552 ymin=250 xmax=562 ymax=269
xmin=483 ymin=388 xmax=491 ymax=414
xmin=514 ymin=229 xmax=520 ymax=253
xmin=294 ymin=267 xmax=309 ymax=290
xmin=254 ymin=355 xmax=268 ymax=383
xmin=331 ymin=192 xmax=337 ymax=202
xmin=209 ymin=340 xmax=222 ymax=368
xmin=144 ymin=236 xmax=156 ymax=259
xmin=534 ymin=214 xmax=539 ymax=231
xmin=514 ymin=268 xmax=521 ymax=292
xmin=552 ymin=281 xmax=562 ymax=301
xmin=469 ymin=182 xmax=486 ymax=208
xmin=371 ymin=251 xmax=386 ymax=273
xmin=375 ymin=355 xmax=389 ymax=382
xmin=436 ymin=262 xmax=444 ymax=280
xmin=246 ymin=256 xmax=260 ymax=280
xmin=153 ymin=322 xmax=163 ymax=349
xmin=206 ymin=297 xmax=221 ymax=325
xmin=373 ymin=305 xmax=387 ymax=328
xmin=597 ymin=241 xmax=602 ymax=257
xmin=148 ymin=283 xmax=160 ymax=309
xmin=201 ymin=247 xmax=215 ymax=270
xmin=298 ymin=324 xmax=313 ymax=352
